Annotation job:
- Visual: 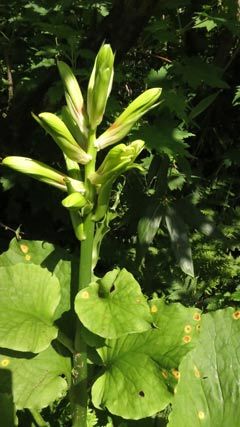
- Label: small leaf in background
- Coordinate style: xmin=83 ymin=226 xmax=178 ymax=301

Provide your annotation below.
xmin=168 ymin=169 xmax=186 ymax=191
xmin=92 ymin=300 xmax=201 ymax=419
xmin=0 ymin=345 xmax=71 ymax=410
xmin=173 ymin=198 xmax=215 ymax=236
xmin=165 ymin=206 xmax=194 ymax=277
xmin=193 ymin=14 xmax=218 ymax=32
xmin=162 ymin=88 xmax=188 ymax=121
xmin=75 ymin=268 xmax=152 ymax=339
xmin=0 ymin=174 xmax=16 ymax=192
xmin=189 ymin=92 xmax=219 ymax=120
xmin=0 ymin=264 xmax=60 ymax=353
xmin=135 ymin=120 xmax=193 ymax=159
xmin=137 ymin=204 xmax=163 ymax=246
xmin=233 ymin=86 xmax=240 ymax=106
xmin=174 ymin=57 xmax=229 ymax=89
xmin=168 ymin=308 xmax=240 ymax=427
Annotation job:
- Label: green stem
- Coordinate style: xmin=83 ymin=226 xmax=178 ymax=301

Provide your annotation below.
xmin=57 ymin=330 xmax=75 ymax=353
xmin=71 ymin=130 xmax=97 ymax=427
xmin=30 ymin=409 xmax=48 ymax=427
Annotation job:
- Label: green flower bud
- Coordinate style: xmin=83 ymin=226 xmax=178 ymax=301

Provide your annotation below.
xmin=70 ymin=211 xmax=86 ymax=241
xmin=92 ymin=179 xmax=113 ymax=221
xmin=95 ymin=88 xmax=162 ymax=150
xmin=57 ymin=61 xmax=88 ymax=136
xmin=61 ymin=106 xmax=86 ymax=149
xmin=90 ymin=140 xmax=145 ymax=186
xmin=33 ymin=112 xmax=91 ymax=164
xmin=62 ymin=192 xmax=87 ymax=209
xmin=2 ymin=156 xmax=85 ymax=193
xmin=87 ymin=44 xmax=114 ymax=129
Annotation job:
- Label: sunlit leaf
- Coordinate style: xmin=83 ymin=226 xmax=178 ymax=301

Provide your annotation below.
xmin=0 ymin=264 xmax=60 ymax=353
xmin=75 ymin=269 xmax=152 ymax=339
xmin=168 ymin=308 xmax=240 ymax=427
xmin=0 ymin=346 xmax=70 ymax=410
xmin=92 ymin=300 xmax=201 ymax=419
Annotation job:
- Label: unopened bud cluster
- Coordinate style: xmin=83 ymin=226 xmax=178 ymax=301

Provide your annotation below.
xmin=2 ymin=44 xmax=161 ymax=239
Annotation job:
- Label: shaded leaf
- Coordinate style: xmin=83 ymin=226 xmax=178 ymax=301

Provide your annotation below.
xmin=0 ymin=369 xmax=15 ymax=427
xmin=135 ymin=121 xmax=193 ymax=159
xmin=189 ymin=92 xmax=219 ymax=120
xmin=137 ymin=203 xmax=163 ymax=246
xmin=165 ymin=206 xmax=194 ymax=276
xmin=174 ymin=57 xmax=229 ymax=89
xmin=173 ymin=198 xmax=215 ymax=236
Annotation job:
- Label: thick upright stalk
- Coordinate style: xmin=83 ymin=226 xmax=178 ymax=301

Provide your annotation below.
xmin=71 ymin=129 xmax=96 ymax=427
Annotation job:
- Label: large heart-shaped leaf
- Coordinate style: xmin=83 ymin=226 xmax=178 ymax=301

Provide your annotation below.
xmin=168 ymin=308 xmax=240 ymax=427
xmin=75 ymin=269 xmax=152 ymax=339
xmin=0 ymin=264 xmax=60 ymax=353
xmin=92 ymin=300 xmax=201 ymax=419
xmin=0 ymin=346 xmax=71 ymax=410
xmin=0 ymin=238 xmax=77 ymax=318
xmin=149 ymin=299 xmax=201 ymax=366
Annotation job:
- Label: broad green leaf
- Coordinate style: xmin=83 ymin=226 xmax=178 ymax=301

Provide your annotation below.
xmin=0 ymin=264 xmax=60 ymax=353
xmin=0 ymin=346 xmax=70 ymax=410
xmin=165 ymin=206 xmax=194 ymax=277
xmin=168 ymin=308 xmax=240 ymax=427
xmin=149 ymin=299 xmax=201 ymax=366
xmin=0 ymin=238 xmax=56 ymax=267
xmin=0 ymin=238 xmax=76 ymax=318
xmin=92 ymin=331 xmax=172 ymax=419
xmin=92 ymin=300 xmax=201 ymax=419
xmin=75 ymin=269 xmax=152 ymax=339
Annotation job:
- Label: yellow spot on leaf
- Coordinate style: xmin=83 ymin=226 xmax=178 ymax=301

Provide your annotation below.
xmin=184 ymin=324 xmax=192 ymax=333
xmin=25 ymin=254 xmax=31 ymax=261
xmin=20 ymin=244 xmax=29 ymax=254
xmin=233 ymin=311 xmax=240 ymax=320
xmin=193 ymin=313 xmax=201 ymax=321
xmin=151 ymin=304 xmax=158 ymax=313
xmin=174 ymin=386 xmax=177 ymax=394
xmin=172 ymin=369 xmax=180 ymax=380
xmin=198 ymin=411 xmax=205 ymax=420
xmin=81 ymin=291 xmax=89 ymax=299
xmin=196 ymin=324 xmax=201 ymax=332
xmin=161 ymin=370 xmax=168 ymax=379
xmin=194 ymin=366 xmax=201 ymax=378
xmin=1 ymin=358 xmax=10 ymax=367
xmin=183 ymin=335 xmax=191 ymax=344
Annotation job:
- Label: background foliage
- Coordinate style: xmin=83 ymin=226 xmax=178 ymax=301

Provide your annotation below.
xmin=0 ymin=0 xmax=239 ymax=425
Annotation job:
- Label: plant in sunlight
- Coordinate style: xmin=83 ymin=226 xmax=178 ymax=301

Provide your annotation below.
xmin=1 ymin=43 xmax=239 ymax=427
